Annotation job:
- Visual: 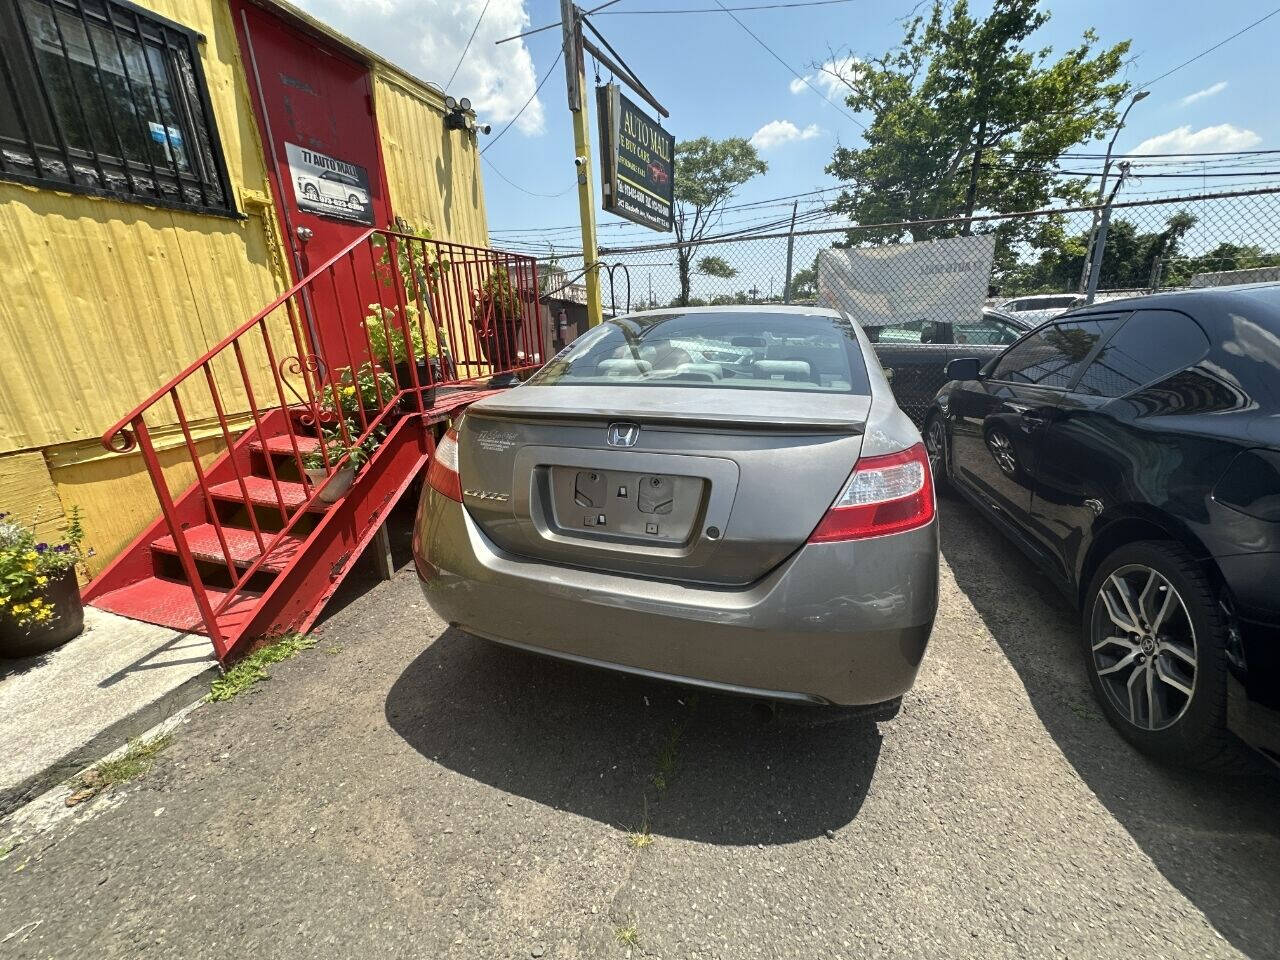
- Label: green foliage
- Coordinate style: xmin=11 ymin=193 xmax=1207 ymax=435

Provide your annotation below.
xmin=321 ymin=364 xmax=398 ymax=418
xmin=364 ymin=303 xmax=435 ymax=365
xmin=673 ymin=137 xmax=767 ymax=305
xmin=999 ymin=211 xmax=1198 ymax=294
xmin=96 ymin=734 xmax=171 ymax=787
xmin=0 ymin=507 xmax=83 ymax=627
xmin=696 ymin=255 xmax=737 ymax=279
xmin=478 ymin=267 xmax=524 ymax=321
xmin=826 ymin=0 xmax=1130 ymax=259
xmin=300 ymin=423 xmax=373 ymax=473
xmin=371 ymin=223 xmax=451 ymax=356
xmin=786 ymin=259 xmax=818 ymax=302
xmin=209 ymin=632 xmax=317 ymax=702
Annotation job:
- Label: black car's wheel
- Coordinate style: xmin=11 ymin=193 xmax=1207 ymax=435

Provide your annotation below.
xmin=1083 ymin=540 xmax=1242 ymax=769
xmin=302 ymin=183 xmax=320 ymax=200
xmin=983 ymin=425 xmax=1024 ymax=481
xmin=923 ymin=413 xmax=951 ymax=492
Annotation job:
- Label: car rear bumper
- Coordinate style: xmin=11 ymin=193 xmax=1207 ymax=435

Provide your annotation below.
xmin=414 ymin=488 xmax=939 ymax=706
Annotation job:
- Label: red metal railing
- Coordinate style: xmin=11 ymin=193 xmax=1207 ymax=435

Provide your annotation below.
xmin=99 ymin=228 xmax=542 ymax=656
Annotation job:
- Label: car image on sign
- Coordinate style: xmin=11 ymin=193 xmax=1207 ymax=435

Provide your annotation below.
xmin=296 ymin=170 xmax=369 ymax=211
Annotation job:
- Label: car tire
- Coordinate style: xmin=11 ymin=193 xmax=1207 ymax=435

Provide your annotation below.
xmin=923 ymin=412 xmax=952 ymax=493
xmin=983 ymin=425 xmax=1025 ymax=482
xmin=1082 ymin=540 xmax=1245 ymax=770
xmin=303 ymin=183 xmax=319 ymax=200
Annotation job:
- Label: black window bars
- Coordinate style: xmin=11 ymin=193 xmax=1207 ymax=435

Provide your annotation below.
xmin=0 ymin=0 xmax=235 ymax=215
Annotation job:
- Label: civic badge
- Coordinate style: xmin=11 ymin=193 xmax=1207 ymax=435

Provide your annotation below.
xmin=607 ymin=422 xmax=640 ymax=448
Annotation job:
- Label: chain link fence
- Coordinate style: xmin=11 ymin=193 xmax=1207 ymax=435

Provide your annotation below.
xmin=545 ymin=187 xmax=1280 ymax=316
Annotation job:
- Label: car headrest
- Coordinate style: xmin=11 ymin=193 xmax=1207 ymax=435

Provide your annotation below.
xmin=754 ymin=359 xmax=811 ymax=381
xmin=597 ymin=358 xmax=653 ymax=377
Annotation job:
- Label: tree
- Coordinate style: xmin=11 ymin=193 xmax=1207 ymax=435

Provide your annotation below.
xmin=673 ymin=138 xmax=767 ymax=305
xmin=697 ymin=255 xmax=737 ymax=279
xmin=825 ymin=0 xmax=1130 ymax=254
xmin=999 ymin=211 xmax=1196 ymax=295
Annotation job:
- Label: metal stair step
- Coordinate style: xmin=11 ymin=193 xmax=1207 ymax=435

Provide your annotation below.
xmin=152 ymin=524 xmax=305 ymax=573
xmin=90 ymin=577 xmax=262 ymax=636
xmin=208 ymin=476 xmax=326 ymax=512
xmin=249 ymin=434 xmax=321 ymax=457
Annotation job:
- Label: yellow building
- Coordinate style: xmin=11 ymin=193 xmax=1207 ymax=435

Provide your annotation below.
xmin=0 ymin=0 xmax=489 ymax=574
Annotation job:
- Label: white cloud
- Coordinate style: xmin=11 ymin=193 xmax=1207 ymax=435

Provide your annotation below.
xmin=749 ymin=120 xmax=822 ymax=150
xmin=1130 ymin=123 xmax=1261 ymax=155
xmin=292 ymin=0 xmax=545 ymax=136
xmin=1178 ymin=81 xmax=1228 ymax=107
xmin=789 ymin=56 xmax=862 ymax=98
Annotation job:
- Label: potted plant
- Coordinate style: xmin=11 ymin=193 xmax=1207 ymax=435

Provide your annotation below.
xmin=475 ymin=267 xmax=526 ymax=370
xmin=321 ymin=363 xmax=398 ymax=421
xmin=0 ymin=508 xmax=86 ymax=658
xmin=301 ymin=430 xmax=370 ymax=503
xmin=363 ymin=303 xmax=440 ymax=408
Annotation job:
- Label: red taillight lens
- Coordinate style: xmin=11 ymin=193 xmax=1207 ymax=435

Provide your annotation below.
xmin=808 ymin=442 xmax=935 ymax=542
xmin=426 ymin=428 xmax=463 ymax=502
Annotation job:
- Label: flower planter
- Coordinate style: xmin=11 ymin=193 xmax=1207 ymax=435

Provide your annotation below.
xmin=305 ymin=465 xmax=357 ymax=503
xmin=393 ymin=357 xmax=440 ymax=410
xmin=0 ymin=566 xmax=84 ymax=659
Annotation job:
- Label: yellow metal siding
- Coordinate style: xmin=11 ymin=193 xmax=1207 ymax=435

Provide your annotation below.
xmin=0 ymin=0 xmax=287 ymax=456
xmin=374 ymin=71 xmax=489 ymax=247
xmin=0 ymin=452 xmax=66 ymax=546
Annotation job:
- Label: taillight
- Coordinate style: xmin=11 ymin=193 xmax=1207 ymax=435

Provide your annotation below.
xmin=809 ymin=442 xmax=934 ymax=542
xmin=426 ymin=428 xmax=463 ymax=502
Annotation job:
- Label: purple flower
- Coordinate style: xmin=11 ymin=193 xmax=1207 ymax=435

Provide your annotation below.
xmin=54 ymin=544 xmax=70 ymax=554
xmin=0 ymin=512 xmax=7 ymax=519
xmin=35 ymin=542 xmax=48 ymax=553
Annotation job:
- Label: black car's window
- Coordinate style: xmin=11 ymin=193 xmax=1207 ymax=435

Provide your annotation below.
xmin=861 ymin=318 xmax=946 ymax=344
xmin=1074 ymin=310 xmax=1209 ymax=398
xmin=530 ymin=311 xmax=871 ymax=394
xmin=990 ymin=317 xmax=1117 ymax=387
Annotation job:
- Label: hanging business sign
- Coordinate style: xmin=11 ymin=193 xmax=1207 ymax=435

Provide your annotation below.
xmin=285 ymin=142 xmax=374 ymax=225
xmin=597 ymin=83 xmax=674 ymax=232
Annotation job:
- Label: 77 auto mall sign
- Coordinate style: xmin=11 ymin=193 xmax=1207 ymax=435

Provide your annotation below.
xmin=597 ymin=83 xmax=674 ymax=232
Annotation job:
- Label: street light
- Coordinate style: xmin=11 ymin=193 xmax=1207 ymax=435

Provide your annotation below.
xmin=1078 ymin=90 xmax=1149 ymax=292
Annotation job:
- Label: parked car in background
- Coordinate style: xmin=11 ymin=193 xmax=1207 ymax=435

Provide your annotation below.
xmin=925 ymin=284 xmax=1280 ymax=770
xmin=866 ymin=308 xmax=1030 ymax=422
xmin=416 ymin=306 xmax=939 ymax=714
xmin=998 ymin=293 xmax=1086 ymax=327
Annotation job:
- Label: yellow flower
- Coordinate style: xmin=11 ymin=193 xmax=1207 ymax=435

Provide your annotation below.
xmin=36 ymin=575 xmax=47 ymax=586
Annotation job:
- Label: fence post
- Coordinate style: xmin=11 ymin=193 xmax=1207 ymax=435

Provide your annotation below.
xmin=782 ymin=200 xmax=798 ymax=304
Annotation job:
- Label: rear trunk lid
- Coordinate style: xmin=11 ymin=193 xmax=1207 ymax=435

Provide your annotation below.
xmin=456 ymin=385 xmax=867 ymax=585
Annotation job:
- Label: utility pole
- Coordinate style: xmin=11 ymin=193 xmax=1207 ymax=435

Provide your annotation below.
xmin=1079 ymin=90 xmax=1149 ymax=293
xmin=961 ymin=114 xmax=987 ymax=235
xmin=559 ymin=0 xmax=602 ymax=326
xmin=1085 ymin=161 xmax=1129 ymax=304
xmin=782 ymin=199 xmax=799 ymax=304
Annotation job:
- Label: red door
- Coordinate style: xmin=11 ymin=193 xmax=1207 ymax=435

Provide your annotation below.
xmin=233 ymin=2 xmax=392 ymax=371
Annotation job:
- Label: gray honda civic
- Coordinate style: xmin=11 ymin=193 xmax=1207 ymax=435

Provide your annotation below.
xmin=413 ymin=306 xmax=939 ymax=714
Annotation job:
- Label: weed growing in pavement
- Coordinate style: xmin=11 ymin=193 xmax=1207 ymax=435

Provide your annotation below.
xmin=209 ymin=632 xmax=316 ymax=702
xmin=95 ymin=734 xmax=172 ymax=787
xmin=626 ymin=828 xmax=653 ymax=850
xmin=614 ymin=922 xmax=641 ymax=947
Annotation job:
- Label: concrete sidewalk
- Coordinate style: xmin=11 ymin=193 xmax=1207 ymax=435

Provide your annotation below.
xmin=0 ymin=608 xmax=217 ymax=815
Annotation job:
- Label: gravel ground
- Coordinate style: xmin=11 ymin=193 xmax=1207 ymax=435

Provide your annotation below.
xmin=1 ymin=498 xmax=1277 ymax=959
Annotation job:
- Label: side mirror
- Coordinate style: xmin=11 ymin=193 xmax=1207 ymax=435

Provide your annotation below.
xmin=945 ymin=357 xmax=983 ymax=381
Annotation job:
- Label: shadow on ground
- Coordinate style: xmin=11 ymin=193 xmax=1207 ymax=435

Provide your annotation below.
xmin=386 ymin=630 xmax=881 ymax=846
xmin=938 ymin=494 xmax=1280 ymax=960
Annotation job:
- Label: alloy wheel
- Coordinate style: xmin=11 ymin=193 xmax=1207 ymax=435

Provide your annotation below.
xmin=926 ymin=418 xmax=946 ymax=476
xmin=1089 ymin=564 xmax=1197 ymax=731
xmin=986 ymin=430 xmax=1017 ymax=476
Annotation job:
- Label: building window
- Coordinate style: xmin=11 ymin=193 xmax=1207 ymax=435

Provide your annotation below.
xmin=0 ymin=0 xmax=234 ymax=214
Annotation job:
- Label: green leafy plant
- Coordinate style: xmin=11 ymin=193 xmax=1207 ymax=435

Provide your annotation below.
xmin=321 ymin=363 xmax=398 ymax=418
xmin=301 ymin=423 xmax=373 ymax=473
xmin=477 ymin=267 xmax=524 ymax=323
xmin=372 ymin=223 xmax=452 ymax=357
xmin=209 ymin=632 xmax=317 ymax=702
xmin=0 ymin=508 xmax=84 ymax=627
xmin=364 ymin=303 xmax=436 ymax=364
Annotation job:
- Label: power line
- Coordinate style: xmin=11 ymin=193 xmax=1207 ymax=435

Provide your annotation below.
xmin=1135 ymin=6 xmax=1280 ymax=90
xmin=713 ymin=0 xmax=866 ymax=131
xmin=480 ymin=48 xmax=563 ymax=155
xmin=482 ymin=155 xmax=578 ymax=198
xmin=596 ymin=0 xmax=859 ymax=12
xmin=445 ymin=0 xmax=491 ymax=92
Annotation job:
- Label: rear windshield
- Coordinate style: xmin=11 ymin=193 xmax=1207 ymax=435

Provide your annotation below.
xmin=529 ymin=310 xmax=871 ymax=394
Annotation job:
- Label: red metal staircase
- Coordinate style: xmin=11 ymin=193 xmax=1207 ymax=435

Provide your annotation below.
xmin=84 ymin=228 xmax=541 ymax=662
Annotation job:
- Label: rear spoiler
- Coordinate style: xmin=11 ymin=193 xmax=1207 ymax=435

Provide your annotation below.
xmin=469 ymin=404 xmax=865 ymax=434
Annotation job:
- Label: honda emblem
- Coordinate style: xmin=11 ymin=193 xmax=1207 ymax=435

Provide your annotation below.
xmin=607 ymin=422 xmax=640 ymax=447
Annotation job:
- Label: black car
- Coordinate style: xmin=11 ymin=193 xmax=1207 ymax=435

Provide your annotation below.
xmin=925 ymin=284 xmax=1280 ymax=769
xmin=868 ymin=308 xmax=1029 ymax=423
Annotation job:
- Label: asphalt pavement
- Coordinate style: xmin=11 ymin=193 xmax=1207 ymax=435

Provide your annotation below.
xmin=2 ymin=498 xmax=1277 ymax=959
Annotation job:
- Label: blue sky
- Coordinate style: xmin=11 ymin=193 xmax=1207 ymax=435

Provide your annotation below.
xmin=296 ymin=0 xmax=1279 ymax=255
